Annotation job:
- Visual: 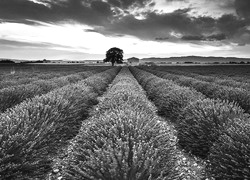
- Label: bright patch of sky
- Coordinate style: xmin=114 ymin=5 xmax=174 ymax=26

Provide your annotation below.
xmin=154 ymin=0 xmax=236 ymax=17
xmin=0 ymin=20 xmax=236 ymax=60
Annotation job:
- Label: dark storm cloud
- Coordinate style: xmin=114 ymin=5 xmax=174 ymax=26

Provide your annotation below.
xmin=0 ymin=0 xmax=52 ymax=23
xmin=0 ymin=0 xmax=250 ymax=45
xmin=182 ymin=33 xmax=226 ymax=41
xmin=102 ymin=7 xmax=249 ymax=44
xmin=100 ymin=9 xmax=226 ymax=41
xmin=208 ymin=33 xmax=226 ymax=41
xmin=216 ymin=14 xmax=250 ymax=45
xmin=0 ymin=0 xmax=153 ymax=25
xmin=217 ymin=14 xmax=246 ymax=36
xmin=235 ymin=0 xmax=250 ymax=19
xmin=102 ymin=8 xmax=201 ymax=40
xmin=182 ymin=35 xmax=204 ymax=41
xmin=0 ymin=0 xmax=113 ymax=26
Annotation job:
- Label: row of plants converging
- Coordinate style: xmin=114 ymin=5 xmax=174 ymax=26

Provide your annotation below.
xmin=139 ymin=67 xmax=250 ymax=114
xmin=0 ymin=70 xmax=58 ymax=82
xmin=146 ymin=65 xmax=250 ymax=84
xmin=54 ymin=67 xmax=202 ymax=180
xmin=0 ymin=66 xmax=111 ymax=90
xmin=0 ymin=67 xmax=111 ymax=113
xmin=0 ymin=64 xmax=100 ymax=80
xmin=0 ymin=67 xmax=121 ymax=179
xmin=0 ymin=72 xmax=65 ymax=90
xmin=130 ymin=67 xmax=250 ymax=179
xmin=144 ymin=66 xmax=250 ymax=90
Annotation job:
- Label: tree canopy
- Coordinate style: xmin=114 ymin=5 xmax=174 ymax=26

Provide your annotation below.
xmin=103 ymin=47 xmax=123 ymax=66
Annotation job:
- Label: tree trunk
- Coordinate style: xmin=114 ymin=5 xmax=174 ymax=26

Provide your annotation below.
xmin=112 ymin=62 xmax=114 ymax=66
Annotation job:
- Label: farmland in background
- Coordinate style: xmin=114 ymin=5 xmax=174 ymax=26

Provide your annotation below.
xmin=0 ymin=64 xmax=110 ymax=81
xmin=143 ymin=65 xmax=250 ymax=82
xmin=0 ymin=64 xmax=249 ymax=179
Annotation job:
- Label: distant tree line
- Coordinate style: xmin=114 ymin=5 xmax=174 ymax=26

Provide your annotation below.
xmin=0 ymin=60 xmax=15 ymax=63
xmin=21 ymin=59 xmax=50 ymax=64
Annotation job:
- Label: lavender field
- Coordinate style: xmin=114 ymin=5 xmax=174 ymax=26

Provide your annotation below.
xmin=0 ymin=64 xmax=249 ymax=179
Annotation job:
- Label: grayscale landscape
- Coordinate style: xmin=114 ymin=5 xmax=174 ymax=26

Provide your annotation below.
xmin=0 ymin=0 xmax=250 ymax=179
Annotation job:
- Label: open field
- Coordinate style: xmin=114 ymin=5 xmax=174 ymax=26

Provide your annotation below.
xmin=0 ymin=64 xmax=249 ymax=179
xmin=144 ymin=65 xmax=250 ymax=83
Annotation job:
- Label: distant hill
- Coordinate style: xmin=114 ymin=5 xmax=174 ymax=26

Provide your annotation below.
xmin=140 ymin=56 xmax=250 ymax=63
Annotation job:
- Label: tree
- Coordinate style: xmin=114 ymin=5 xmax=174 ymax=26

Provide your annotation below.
xmin=103 ymin=47 xmax=123 ymax=66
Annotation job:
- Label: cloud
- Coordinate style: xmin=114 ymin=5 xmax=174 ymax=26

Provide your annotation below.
xmin=182 ymin=33 xmax=226 ymax=41
xmin=114 ymin=34 xmax=125 ymax=37
xmin=235 ymin=0 xmax=250 ymax=19
xmin=0 ymin=0 xmax=250 ymax=46
xmin=98 ymin=8 xmax=224 ymax=42
xmin=0 ymin=39 xmax=73 ymax=49
xmin=155 ymin=37 xmax=169 ymax=41
xmin=100 ymin=7 xmax=249 ymax=44
xmin=0 ymin=0 xmax=154 ymax=25
xmin=84 ymin=29 xmax=99 ymax=33
xmin=208 ymin=33 xmax=226 ymax=41
xmin=0 ymin=0 xmax=114 ymax=26
xmin=165 ymin=0 xmax=188 ymax=1
xmin=107 ymin=0 xmax=153 ymax=9
xmin=217 ymin=14 xmax=246 ymax=36
xmin=182 ymin=35 xmax=204 ymax=41
xmin=101 ymin=9 xmax=202 ymax=40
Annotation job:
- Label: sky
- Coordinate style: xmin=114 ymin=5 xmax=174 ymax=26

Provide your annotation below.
xmin=0 ymin=0 xmax=250 ymax=60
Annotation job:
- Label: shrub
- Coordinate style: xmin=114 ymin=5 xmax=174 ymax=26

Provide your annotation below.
xmin=176 ymin=98 xmax=246 ymax=159
xmin=63 ymin=109 xmax=178 ymax=180
xmin=143 ymin=79 xmax=176 ymax=101
xmin=207 ymin=116 xmax=250 ymax=179
xmin=152 ymin=86 xmax=203 ymax=121
xmin=0 ymin=84 xmax=43 ymax=112
xmin=226 ymin=88 xmax=250 ymax=113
